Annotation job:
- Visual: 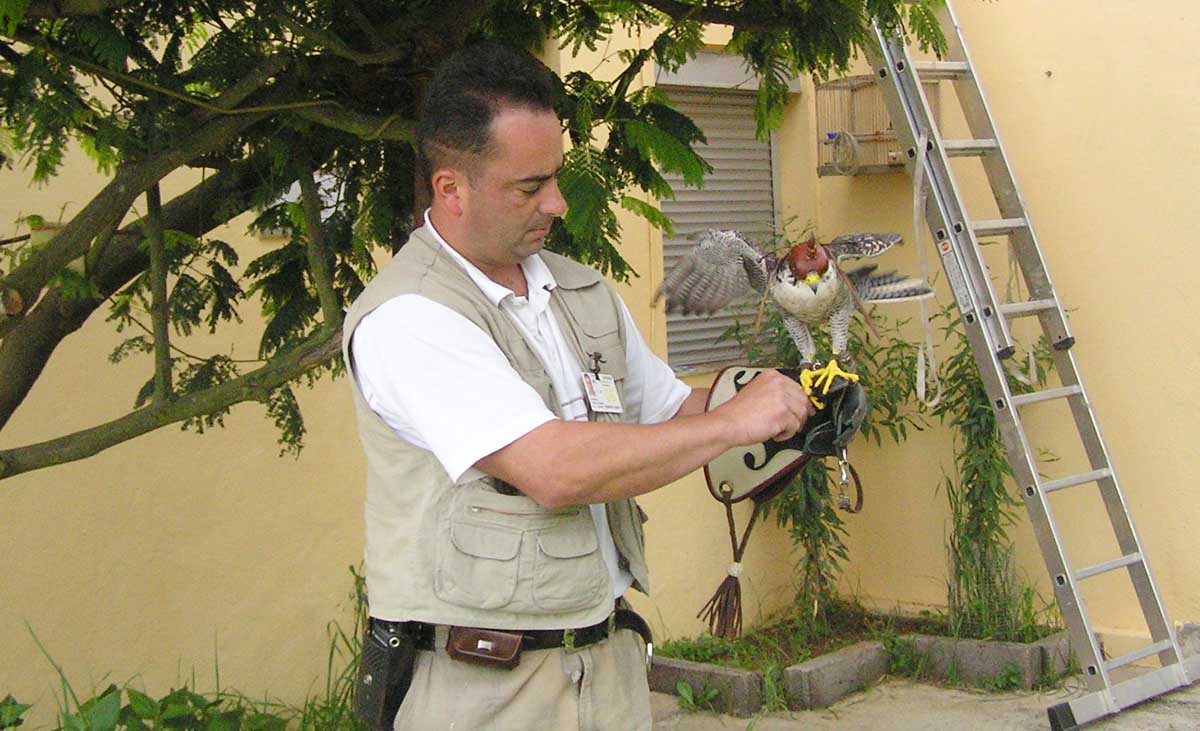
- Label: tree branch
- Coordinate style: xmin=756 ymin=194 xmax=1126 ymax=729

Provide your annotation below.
xmin=191 ymin=53 xmax=293 ymax=121
xmin=0 ymin=97 xmax=277 ymax=321
xmin=0 ymin=154 xmax=280 ymax=430
xmin=292 ymin=106 xmax=415 ymax=142
xmin=145 ymin=182 xmax=173 ymax=404
xmin=0 ymin=326 xmax=341 ymax=481
xmin=14 ymin=31 xmax=323 ymax=119
xmin=296 ymin=157 xmax=342 ymax=327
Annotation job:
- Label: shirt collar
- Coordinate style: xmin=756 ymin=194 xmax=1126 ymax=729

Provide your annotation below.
xmin=423 ymin=209 xmax=557 ymax=309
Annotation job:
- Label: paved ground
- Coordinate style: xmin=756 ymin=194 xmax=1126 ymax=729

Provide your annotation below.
xmin=650 ymin=676 xmax=1200 ymax=730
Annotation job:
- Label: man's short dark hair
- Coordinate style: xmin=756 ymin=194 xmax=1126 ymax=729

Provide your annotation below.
xmin=417 ymin=43 xmax=557 ymax=184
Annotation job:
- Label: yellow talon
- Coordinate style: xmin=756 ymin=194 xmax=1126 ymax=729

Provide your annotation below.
xmin=798 ymin=369 xmax=825 ymax=409
xmin=800 ymin=356 xmax=859 ymax=408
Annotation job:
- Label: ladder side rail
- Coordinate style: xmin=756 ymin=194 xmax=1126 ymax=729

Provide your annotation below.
xmin=934 ymin=2 xmax=1076 ymax=351
xmin=1012 ymin=226 xmax=1076 ymax=351
xmin=871 ymin=29 xmax=1113 ymax=694
xmin=1051 ymin=349 xmax=1188 ymax=670
xmin=875 ymin=31 xmax=1017 ymax=359
xmin=969 ymin=293 xmax=1117 ymax=698
xmin=982 ymin=373 xmax=1115 ymax=695
xmin=935 ymin=3 xmax=1018 ymax=214
xmin=883 ymin=33 xmax=1011 ymax=351
xmin=864 ymin=37 xmax=982 ymax=325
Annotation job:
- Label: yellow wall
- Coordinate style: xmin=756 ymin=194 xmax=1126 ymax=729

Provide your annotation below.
xmin=2 ymin=0 xmax=1198 ymax=719
xmin=818 ymin=1 xmax=1200 ymax=658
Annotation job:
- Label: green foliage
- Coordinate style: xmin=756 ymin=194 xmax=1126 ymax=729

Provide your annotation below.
xmin=266 ymin=385 xmax=305 ymax=457
xmin=931 ymin=306 xmax=1060 ymax=642
xmin=674 ymin=679 xmax=720 ymax=713
xmin=658 ymin=597 xmax=877 ymax=674
xmin=980 ymin=661 xmax=1024 ymax=692
xmin=760 ymin=664 xmax=788 ymax=713
xmin=0 ymin=0 xmax=947 ymax=471
xmin=881 ymin=634 xmax=927 ymax=679
xmin=11 ymin=567 xmax=369 ymax=731
xmin=0 ymin=696 xmax=31 ymax=730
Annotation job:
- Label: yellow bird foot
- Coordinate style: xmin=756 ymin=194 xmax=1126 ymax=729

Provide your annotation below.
xmin=799 ymin=357 xmax=860 ymax=409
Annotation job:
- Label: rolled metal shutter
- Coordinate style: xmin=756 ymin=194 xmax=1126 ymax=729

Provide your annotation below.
xmin=659 ymin=86 xmax=776 ymax=372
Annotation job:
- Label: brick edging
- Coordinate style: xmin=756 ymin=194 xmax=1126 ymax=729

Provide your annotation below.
xmin=651 ymin=630 xmax=1073 ymax=715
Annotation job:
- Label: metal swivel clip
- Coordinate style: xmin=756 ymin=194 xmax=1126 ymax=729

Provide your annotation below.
xmin=836 ymin=447 xmax=852 ymax=511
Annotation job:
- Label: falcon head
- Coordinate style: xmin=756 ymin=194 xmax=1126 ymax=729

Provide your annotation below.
xmin=785 ymin=237 xmax=833 ymax=290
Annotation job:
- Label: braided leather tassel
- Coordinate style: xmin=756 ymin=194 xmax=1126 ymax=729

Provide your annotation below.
xmin=698 ymin=490 xmax=762 ymax=638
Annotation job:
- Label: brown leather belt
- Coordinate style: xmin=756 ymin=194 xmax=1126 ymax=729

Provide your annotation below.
xmin=377 ymin=608 xmax=652 ymax=653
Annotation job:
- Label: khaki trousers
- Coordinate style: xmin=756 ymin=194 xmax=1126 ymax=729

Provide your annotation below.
xmin=393 ymin=626 xmax=651 ymax=730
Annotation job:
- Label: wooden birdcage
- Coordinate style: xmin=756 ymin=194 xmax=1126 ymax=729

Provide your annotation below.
xmin=816 ymin=74 xmax=940 ymax=176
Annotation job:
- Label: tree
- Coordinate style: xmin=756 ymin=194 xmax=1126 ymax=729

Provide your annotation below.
xmin=0 ymin=0 xmax=943 ymax=480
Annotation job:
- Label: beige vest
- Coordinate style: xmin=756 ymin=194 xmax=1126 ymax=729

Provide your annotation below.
xmin=342 ymin=227 xmax=650 ymax=629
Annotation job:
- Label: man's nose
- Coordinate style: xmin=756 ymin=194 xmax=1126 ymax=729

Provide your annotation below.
xmin=541 ymin=180 xmax=568 ymax=218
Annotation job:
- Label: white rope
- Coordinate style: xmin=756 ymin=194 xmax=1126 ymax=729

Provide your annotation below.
xmin=726 ymin=562 xmax=743 ymax=578
xmin=911 ymin=131 xmax=942 ymax=408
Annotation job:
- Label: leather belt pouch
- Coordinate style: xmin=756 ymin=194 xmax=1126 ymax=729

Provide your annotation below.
xmin=445 ymin=627 xmax=523 ymax=670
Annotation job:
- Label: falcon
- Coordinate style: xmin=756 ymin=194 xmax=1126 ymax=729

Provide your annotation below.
xmin=655 ymin=229 xmax=932 ymax=405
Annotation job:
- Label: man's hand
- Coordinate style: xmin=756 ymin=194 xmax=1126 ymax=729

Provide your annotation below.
xmin=477 ymin=371 xmax=815 ymax=509
xmin=710 ymin=369 xmax=816 ymax=446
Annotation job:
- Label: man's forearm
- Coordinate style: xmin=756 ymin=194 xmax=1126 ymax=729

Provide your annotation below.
xmin=477 ymin=410 xmax=737 ymax=508
xmin=476 ymin=373 xmax=813 ymax=509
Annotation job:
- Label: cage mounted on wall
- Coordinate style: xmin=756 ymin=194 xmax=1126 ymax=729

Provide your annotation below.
xmin=816 ymin=74 xmax=940 ymax=176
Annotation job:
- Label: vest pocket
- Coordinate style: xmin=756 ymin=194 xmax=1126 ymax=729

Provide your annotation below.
xmin=531 ymin=521 xmax=608 ymax=612
xmin=434 ymin=521 xmax=521 ymax=609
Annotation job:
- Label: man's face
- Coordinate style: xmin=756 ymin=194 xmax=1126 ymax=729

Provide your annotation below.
xmin=457 ymin=106 xmax=567 ymax=270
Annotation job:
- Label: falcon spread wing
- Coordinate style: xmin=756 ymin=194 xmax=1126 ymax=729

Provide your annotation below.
xmin=654 ymin=230 xmax=768 ymax=315
xmin=655 ymin=228 xmax=931 ymax=403
xmin=826 ymin=232 xmax=903 ymax=261
xmin=844 ymin=264 xmax=934 ymax=304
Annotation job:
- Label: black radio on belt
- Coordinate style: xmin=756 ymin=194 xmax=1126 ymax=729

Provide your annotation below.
xmin=354 ymin=619 xmax=417 ymax=731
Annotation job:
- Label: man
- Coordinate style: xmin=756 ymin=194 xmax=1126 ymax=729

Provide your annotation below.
xmin=342 ymin=43 xmax=813 ymax=730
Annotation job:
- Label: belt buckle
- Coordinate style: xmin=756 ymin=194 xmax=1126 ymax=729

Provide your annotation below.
xmin=563 ymin=611 xmax=616 ymax=654
xmin=563 ymin=628 xmax=580 ymax=653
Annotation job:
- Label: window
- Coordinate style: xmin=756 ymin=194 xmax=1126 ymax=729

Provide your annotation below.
xmin=657 ymin=86 xmax=778 ymax=371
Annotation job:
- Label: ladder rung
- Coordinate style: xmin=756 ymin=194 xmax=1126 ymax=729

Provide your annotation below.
xmin=972 ymin=218 xmax=1027 ymax=237
xmin=1011 ymin=385 xmax=1083 ymax=407
xmin=999 ymin=298 xmax=1057 ymax=318
xmin=1075 ymin=552 xmax=1143 ymax=581
xmin=1043 ymin=468 xmax=1113 ymax=494
xmin=912 ymin=60 xmax=971 ymax=80
xmin=1105 ymin=639 xmax=1176 ymax=673
xmin=943 ymin=138 xmax=998 ymax=157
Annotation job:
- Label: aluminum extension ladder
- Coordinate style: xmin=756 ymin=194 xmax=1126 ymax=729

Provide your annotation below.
xmin=866 ymin=3 xmax=1199 ymax=729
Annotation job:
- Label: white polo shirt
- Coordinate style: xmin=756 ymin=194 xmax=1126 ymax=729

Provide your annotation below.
xmin=351 ymin=214 xmax=692 ymax=599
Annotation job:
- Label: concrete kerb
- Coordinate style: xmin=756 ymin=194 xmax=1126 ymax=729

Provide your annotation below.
xmin=784 ymin=641 xmax=890 ymax=709
xmin=902 ymin=634 xmax=1042 ymax=688
xmin=653 ymin=631 xmax=1075 ymax=715
xmin=649 ymin=656 xmax=764 ymax=717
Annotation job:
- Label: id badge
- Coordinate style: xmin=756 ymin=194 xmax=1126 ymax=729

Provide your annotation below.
xmin=581 ymin=372 xmax=623 ymax=414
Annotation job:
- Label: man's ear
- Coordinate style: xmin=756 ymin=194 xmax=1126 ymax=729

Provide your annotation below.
xmin=430 ymin=167 xmax=466 ymax=216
